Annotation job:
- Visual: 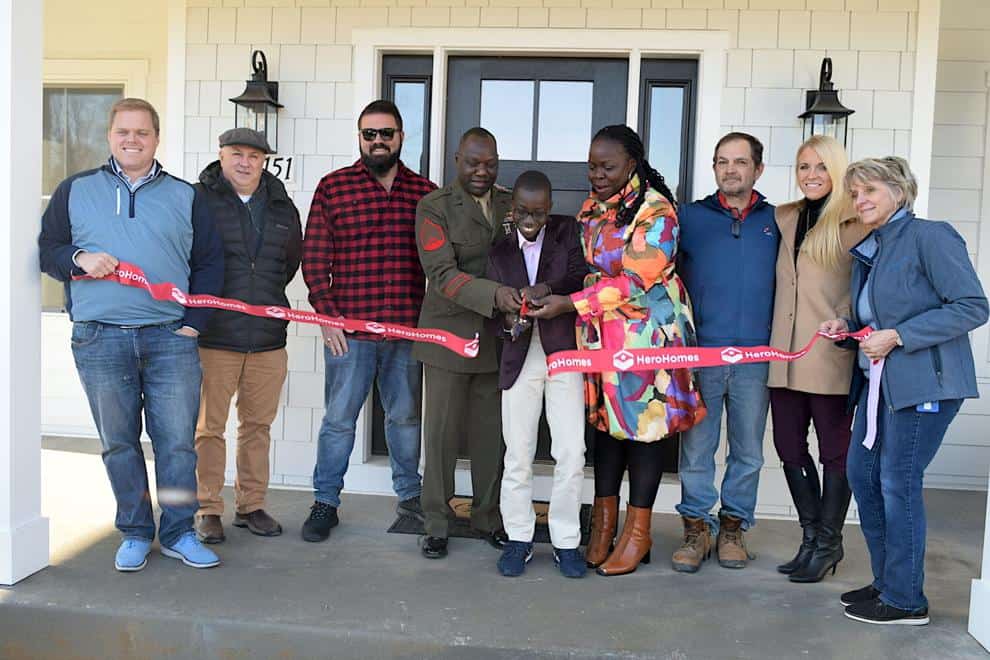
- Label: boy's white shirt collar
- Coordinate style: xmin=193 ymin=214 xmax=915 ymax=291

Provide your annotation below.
xmin=516 ymin=226 xmax=546 ymax=286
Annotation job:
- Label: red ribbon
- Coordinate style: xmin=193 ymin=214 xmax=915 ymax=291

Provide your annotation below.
xmin=545 ymin=327 xmax=873 ymax=376
xmin=76 ymin=262 xmax=480 ymax=358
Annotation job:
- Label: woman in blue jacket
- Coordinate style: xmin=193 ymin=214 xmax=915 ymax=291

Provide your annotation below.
xmin=821 ymin=157 xmax=988 ymax=626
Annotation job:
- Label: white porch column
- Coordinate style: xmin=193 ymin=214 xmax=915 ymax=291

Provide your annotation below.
xmin=970 ymin=467 xmax=990 ymax=650
xmin=0 ymin=0 xmax=49 ymax=585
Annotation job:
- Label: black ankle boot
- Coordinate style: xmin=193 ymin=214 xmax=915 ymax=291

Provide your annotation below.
xmin=790 ymin=471 xmax=851 ymax=583
xmin=777 ymin=462 xmax=821 ymax=574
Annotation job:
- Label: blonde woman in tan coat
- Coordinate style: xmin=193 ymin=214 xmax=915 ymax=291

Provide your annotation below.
xmin=768 ymin=135 xmax=870 ymax=584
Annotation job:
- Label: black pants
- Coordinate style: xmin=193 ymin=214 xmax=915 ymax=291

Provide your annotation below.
xmin=769 ymin=388 xmax=852 ymax=475
xmin=593 ymin=429 xmax=666 ymax=508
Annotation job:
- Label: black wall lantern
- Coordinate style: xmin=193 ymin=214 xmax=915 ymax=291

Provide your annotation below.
xmin=229 ymin=50 xmax=284 ymax=152
xmin=799 ymin=58 xmax=855 ymax=147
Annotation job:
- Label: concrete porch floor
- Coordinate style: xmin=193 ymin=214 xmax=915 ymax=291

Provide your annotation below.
xmin=0 ymin=442 xmax=986 ymax=659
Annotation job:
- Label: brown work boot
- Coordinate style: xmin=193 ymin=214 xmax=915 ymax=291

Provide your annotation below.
xmin=584 ymin=495 xmax=618 ymax=568
xmin=717 ymin=514 xmax=750 ymax=568
xmin=671 ymin=516 xmax=712 ymax=573
xmin=596 ymin=505 xmax=653 ymax=576
xmin=195 ymin=514 xmax=225 ymax=544
xmin=233 ymin=509 xmax=283 ymax=537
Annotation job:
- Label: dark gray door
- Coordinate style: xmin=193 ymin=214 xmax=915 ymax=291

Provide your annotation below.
xmin=638 ymin=59 xmax=699 ymax=204
xmin=445 ymin=57 xmax=629 ymax=216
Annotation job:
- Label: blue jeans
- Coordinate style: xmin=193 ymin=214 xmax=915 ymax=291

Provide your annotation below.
xmin=847 ymin=385 xmax=961 ymax=612
xmin=314 ymin=339 xmax=422 ymax=507
xmin=676 ymin=363 xmax=769 ymax=531
xmin=71 ymin=321 xmax=202 ymax=546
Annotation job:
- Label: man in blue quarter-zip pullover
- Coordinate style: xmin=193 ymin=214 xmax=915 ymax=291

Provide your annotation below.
xmin=39 ymin=98 xmax=225 ymax=572
xmin=671 ymin=132 xmax=779 ymax=574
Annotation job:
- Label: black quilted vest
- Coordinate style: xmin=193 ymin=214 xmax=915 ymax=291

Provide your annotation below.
xmin=196 ymin=161 xmax=302 ymax=353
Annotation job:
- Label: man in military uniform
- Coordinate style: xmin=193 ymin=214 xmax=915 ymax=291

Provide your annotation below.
xmin=415 ymin=127 xmax=521 ymax=559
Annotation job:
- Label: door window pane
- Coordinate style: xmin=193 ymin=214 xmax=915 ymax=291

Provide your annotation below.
xmin=480 ymin=80 xmax=533 ymax=160
xmin=646 ymin=86 xmax=685 ymax=201
xmin=393 ymin=81 xmax=426 ymax=176
xmin=67 ymin=89 xmax=121 ymax=177
xmin=536 ymin=81 xmax=593 ymax=162
xmin=42 ymin=86 xmax=122 ymax=311
xmin=42 ymin=89 xmax=67 ymax=197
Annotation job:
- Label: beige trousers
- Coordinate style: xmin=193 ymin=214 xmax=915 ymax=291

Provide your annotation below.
xmin=195 ymin=347 xmax=287 ymax=516
xmin=500 ymin=329 xmax=586 ymax=548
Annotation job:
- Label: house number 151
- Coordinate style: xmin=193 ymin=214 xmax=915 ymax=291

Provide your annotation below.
xmin=264 ymin=156 xmax=294 ymax=183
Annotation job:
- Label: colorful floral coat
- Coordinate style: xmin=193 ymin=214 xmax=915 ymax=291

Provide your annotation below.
xmin=569 ymin=177 xmax=707 ymax=442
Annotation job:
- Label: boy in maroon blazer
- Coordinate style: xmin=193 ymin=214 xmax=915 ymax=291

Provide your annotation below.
xmin=485 ymin=171 xmax=588 ymax=578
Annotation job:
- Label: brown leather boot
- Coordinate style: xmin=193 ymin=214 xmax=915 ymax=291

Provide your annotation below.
xmin=195 ymin=514 xmax=225 ymax=544
xmin=717 ymin=514 xmax=750 ymax=569
xmin=585 ymin=495 xmax=618 ymax=568
xmin=596 ymin=505 xmax=652 ymax=576
xmin=234 ymin=509 xmax=283 ymax=537
xmin=671 ymin=516 xmax=712 ymax=573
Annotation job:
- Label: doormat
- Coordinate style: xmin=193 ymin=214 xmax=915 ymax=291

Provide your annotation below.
xmin=388 ymin=496 xmax=593 ymax=545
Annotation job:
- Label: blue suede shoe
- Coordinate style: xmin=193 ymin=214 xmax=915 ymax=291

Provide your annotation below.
xmin=161 ymin=531 xmax=221 ymax=569
xmin=114 ymin=538 xmax=152 ymax=572
xmin=497 ymin=541 xmax=534 ymax=577
xmin=553 ymin=547 xmax=588 ymax=578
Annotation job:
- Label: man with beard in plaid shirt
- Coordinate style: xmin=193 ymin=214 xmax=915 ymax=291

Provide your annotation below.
xmin=300 ymin=100 xmax=436 ymax=542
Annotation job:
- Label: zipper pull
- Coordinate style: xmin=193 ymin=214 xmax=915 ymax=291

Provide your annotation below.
xmin=116 ymin=186 xmax=121 ymax=216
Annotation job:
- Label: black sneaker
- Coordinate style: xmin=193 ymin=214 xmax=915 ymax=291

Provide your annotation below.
xmin=396 ymin=496 xmax=424 ymax=523
xmin=840 ymin=584 xmax=881 ymax=607
xmin=301 ymin=501 xmax=338 ymax=542
xmin=476 ymin=528 xmax=508 ymax=550
xmin=844 ymin=598 xmax=930 ymax=626
xmin=422 ymin=536 xmax=448 ymax=559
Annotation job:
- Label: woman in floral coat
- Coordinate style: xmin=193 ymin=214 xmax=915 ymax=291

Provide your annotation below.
xmin=530 ymin=125 xmax=706 ymax=576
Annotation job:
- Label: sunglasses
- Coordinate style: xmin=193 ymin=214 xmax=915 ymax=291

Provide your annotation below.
xmin=360 ymin=128 xmax=398 ymax=141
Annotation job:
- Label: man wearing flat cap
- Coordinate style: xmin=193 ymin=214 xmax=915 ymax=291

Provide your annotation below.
xmin=192 ymin=127 xmax=303 ymax=544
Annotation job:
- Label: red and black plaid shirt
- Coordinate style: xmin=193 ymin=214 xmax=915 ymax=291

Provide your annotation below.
xmin=302 ymin=160 xmax=437 ymax=339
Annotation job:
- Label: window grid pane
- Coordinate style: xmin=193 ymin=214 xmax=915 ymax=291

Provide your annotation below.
xmin=536 ymin=81 xmax=593 ymax=162
xmin=65 ymin=88 xmax=121 ymax=176
xmin=480 ymin=80 xmax=534 ymax=160
xmin=42 ymin=88 xmax=67 ymax=197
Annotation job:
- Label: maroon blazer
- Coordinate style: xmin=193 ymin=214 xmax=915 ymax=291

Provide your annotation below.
xmin=485 ymin=214 xmax=587 ymax=390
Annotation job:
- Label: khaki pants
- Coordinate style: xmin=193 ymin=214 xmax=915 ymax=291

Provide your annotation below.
xmin=500 ymin=329 xmax=585 ymax=548
xmin=195 ymin=347 xmax=287 ymax=516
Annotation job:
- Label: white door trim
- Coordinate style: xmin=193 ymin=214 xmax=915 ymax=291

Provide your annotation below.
xmin=910 ymin=0 xmax=942 ymax=217
xmin=352 ymin=27 xmax=729 ymax=194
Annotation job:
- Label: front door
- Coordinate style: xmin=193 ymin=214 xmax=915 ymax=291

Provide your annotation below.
xmin=445 ymin=56 xmax=629 ymax=216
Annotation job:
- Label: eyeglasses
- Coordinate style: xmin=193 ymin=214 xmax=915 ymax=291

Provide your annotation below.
xmin=731 ymin=218 xmax=742 ymax=238
xmin=512 ymin=208 xmax=548 ymax=223
xmin=359 ymin=128 xmax=397 ymax=141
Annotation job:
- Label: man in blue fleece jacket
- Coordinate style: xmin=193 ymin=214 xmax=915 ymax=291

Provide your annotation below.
xmin=39 ymin=98 xmax=225 ymax=572
xmin=671 ymin=132 xmax=779 ymax=573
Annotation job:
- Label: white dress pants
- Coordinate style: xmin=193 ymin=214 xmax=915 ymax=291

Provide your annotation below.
xmin=500 ymin=327 xmax=586 ymax=548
